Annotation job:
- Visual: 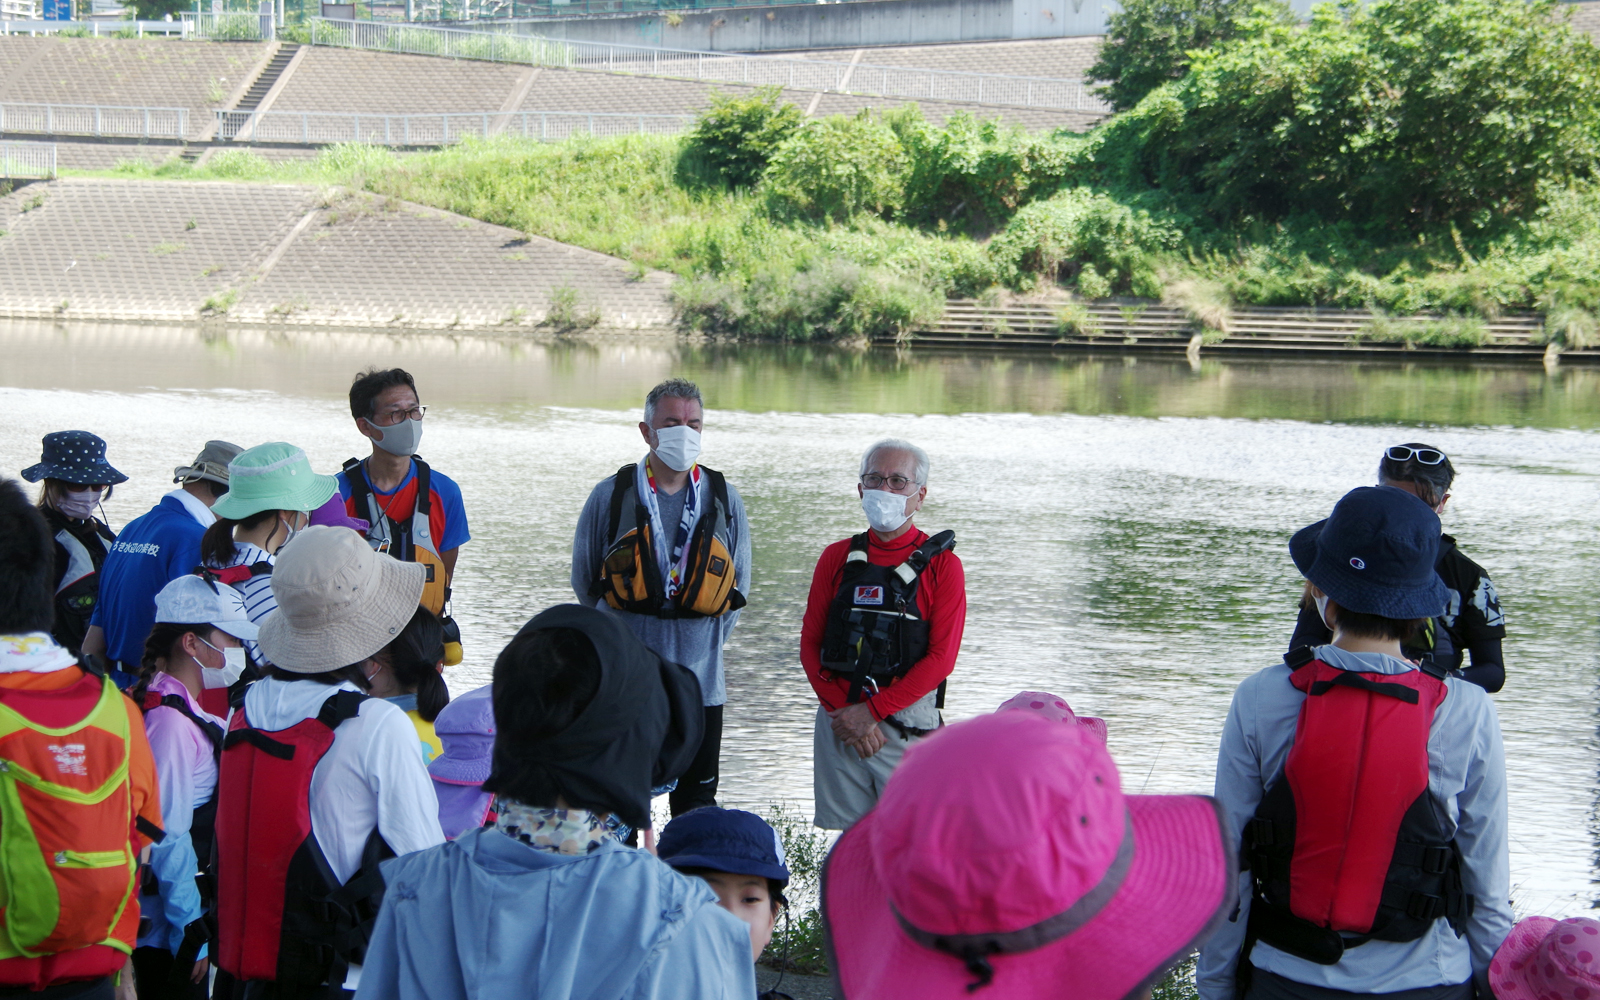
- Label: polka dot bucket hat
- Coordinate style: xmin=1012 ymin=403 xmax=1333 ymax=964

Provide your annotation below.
xmin=21 ymin=431 xmax=127 ymax=486
xmin=1490 ymin=916 xmax=1600 ymax=1000
xmin=997 ymin=691 xmax=1109 ymax=744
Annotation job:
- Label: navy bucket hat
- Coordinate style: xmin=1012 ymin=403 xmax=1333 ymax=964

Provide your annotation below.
xmin=21 ymin=431 xmax=128 ymax=486
xmin=658 ymin=807 xmax=790 ymax=887
xmin=1289 ymin=486 xmax=1449 ymax=620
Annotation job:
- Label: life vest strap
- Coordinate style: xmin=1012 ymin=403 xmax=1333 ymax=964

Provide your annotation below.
xmin=1304 ymin=671 xmax=1422 ymax=704
xmin=141 ymin=692 xmax=224 ymax=759
xmin=223 ymin=728 xmax=296 ymax=760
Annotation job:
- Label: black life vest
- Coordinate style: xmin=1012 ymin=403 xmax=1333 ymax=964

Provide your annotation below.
xmin=214 ymin=690 xmax=393 ymax=988
xmin=43 ymin=506 xmax=114 ymax=654
xmin=1244 ymin=648 xmax=1473 ymax=966
xmin=138 ymin=688 xmax=225 ymax=977
xmin=342 ymin=456 xmax=450 ymax=616
xmin=591 ymin=464 xmax=746 ymax=620
xmin=819 ymin=530 xmax=955 ymax=705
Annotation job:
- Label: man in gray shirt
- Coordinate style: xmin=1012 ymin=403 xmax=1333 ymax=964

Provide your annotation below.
xmin=571 ymin=378 xmax=751 ymax=817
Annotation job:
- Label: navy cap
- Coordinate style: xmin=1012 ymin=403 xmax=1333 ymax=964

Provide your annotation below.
xmin=657 ymin=807 xmax=790 ymax=886
xmin=21 ymin=431 xmax=127 ymax=486
xmin=1289 ymin=485 xmax=1449 ymax=620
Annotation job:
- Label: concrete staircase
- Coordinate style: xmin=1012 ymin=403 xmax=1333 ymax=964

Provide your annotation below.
xmin=218 ymin=43 xmax=300 ymax=140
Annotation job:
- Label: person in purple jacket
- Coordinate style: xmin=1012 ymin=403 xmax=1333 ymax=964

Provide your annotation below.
xmin=427 ymin=684 xmax=496 ymax=840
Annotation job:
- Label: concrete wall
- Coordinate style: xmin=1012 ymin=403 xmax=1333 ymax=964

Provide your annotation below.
xmin=487 ymin=0 xmax=1316 ymax=52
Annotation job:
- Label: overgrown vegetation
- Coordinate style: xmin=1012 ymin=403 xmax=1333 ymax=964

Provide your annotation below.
xmin=1088 ymin=0 xmax=1262 ymax=110
xmin=87 ymin=0 xmax=1600 ymax=342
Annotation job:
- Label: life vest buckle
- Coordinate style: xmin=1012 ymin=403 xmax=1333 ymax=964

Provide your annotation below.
xmin=1247 ymin=817 xmax=1277 ymax=848
xmin=1420 ymin=846 xmax=1450 ymax=875
xmin=1405 ymin=892 xmax=1444 ymax=922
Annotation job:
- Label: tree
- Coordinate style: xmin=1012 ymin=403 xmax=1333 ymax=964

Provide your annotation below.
xmin=1094 ymin=0 xmax=1600 ymax=227
xmin=762 ymin=111 xmax=908 ymax=220
xmin=1087 ymin=0 xmax=1277 ymax=111
xmin=682 ymin=87 xmax=804 ymax=189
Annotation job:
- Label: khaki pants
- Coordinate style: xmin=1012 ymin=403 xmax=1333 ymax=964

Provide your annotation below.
xmin=812 ymin=705 xmax=923 ymax=830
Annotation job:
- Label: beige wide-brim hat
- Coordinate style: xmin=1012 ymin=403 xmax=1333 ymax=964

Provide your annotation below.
xmin=259 ymin=524 xmax=425 ymax=673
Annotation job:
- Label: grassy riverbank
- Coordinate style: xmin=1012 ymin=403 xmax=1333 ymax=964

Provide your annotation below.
xmin=89 ymin=0 xmax=1600 ymax=343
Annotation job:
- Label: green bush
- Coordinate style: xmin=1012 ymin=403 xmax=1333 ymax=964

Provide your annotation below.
xmin=986 ymin=187 xmax=1181 ymax=295
xmin=763 ymin=111 xmax=909 ymax=221
xmin=1087 ymin=0 xmax=1277 ymax=111
xmin=1098 ymin=0 xmax=1600 ymax=227
xmin=674 ymin=256 xmax=942 ymax=342
xmin=682 ymin=87 xmax=803 ymax=189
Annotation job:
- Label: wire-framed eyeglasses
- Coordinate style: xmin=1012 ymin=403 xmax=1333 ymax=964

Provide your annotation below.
xmin=861 ymin=473 xmax=918 ymax=491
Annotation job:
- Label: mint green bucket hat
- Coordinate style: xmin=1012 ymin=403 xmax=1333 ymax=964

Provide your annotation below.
xmin=211 ymin=442 xmax=339 ymax=521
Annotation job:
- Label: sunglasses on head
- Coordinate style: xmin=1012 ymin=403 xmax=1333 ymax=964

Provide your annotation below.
xmin=1385 ymin=446 xmax=1446 ymax=466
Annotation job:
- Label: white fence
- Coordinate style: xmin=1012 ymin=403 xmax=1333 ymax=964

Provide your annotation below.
xmin=0 ymin=102 xmax=189 ymax=138
xmin=218 ymin=106 xmax=693 ymax=143
xmin=308 ymin=18 xmax=1110 ymax=114
xmin=0 ymin=140 xmax=56 ymax=178
xmin=0 ymin=18 xmax=188 ymax=34
xmin=179 ymin=9 xmax=274 ymax=39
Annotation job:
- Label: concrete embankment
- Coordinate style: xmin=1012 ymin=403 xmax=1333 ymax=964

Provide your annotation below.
xmin=0 ymin=177 xmax=676 ymax=332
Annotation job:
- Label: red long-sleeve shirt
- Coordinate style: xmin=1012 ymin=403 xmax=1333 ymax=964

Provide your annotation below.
xmin=800 ymin=527 xmax=966 ymax=720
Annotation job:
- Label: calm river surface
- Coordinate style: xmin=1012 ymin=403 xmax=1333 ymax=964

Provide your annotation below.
xmin=3 ymin=321 xmax=1597 ymax=915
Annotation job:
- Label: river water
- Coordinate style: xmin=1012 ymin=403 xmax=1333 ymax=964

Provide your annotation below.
xmin=3 ymin=321 xmax=1596 ymax=916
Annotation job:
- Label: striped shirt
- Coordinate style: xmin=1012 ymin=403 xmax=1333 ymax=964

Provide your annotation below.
xmin=205 ymin=542 xmax=276 ymax=666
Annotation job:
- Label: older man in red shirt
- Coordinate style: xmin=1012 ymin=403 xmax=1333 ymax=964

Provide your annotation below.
xmin=799 ymin=438 xmax=966 ymax=830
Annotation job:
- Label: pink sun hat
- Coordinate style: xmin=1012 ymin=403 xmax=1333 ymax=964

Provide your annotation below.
xmin=1489 ymin=916 xmax=1600 ymax=1000
xmin=822 ymin=711 xmax=1234 ymax=1000
xmin=997 ymin=691 xmax=1108 ymax=744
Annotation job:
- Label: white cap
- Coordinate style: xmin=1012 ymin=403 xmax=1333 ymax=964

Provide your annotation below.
xmin=154 ymin=575 xmax=260 ymax=641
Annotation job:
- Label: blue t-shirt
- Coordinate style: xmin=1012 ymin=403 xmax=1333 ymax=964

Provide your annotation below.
xmin=335 ymin=459 xmax=470 ymax=554
xmin=91 ymin=494 xmax=209 ymax=667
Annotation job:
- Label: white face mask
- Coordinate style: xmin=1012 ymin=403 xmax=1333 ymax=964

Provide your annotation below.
xmin=274 ymin=512 xmax=308 ymax=553
xmin=56 ymin=488 xmax=102 ymax=521
xmin=861 ymin=489 xmax=912 ymax=534
xmin=199 ymin=637 xmax=246 ymax=689
xmin=371 ymin=415 xmax=423 ymax=457
xmin=1314 ymin=593 xmax=1333 ymax=630
xmin=652 ymin=425 xmax=702 ymax=473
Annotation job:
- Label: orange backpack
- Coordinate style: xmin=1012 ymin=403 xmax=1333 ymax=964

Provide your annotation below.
xmin=0 ymin=672 xmax=142 ymax=960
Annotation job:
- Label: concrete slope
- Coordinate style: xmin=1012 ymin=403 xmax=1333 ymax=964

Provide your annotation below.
xmin=269 ymin=46 xmax=528 ymax=114
xmin=787 ymin=37 xmax=1104 ymax=79
xmin=0 ymin=178 xmax=675 ymax=331
xmin=0 ymin=37 xmax=271 ymax=122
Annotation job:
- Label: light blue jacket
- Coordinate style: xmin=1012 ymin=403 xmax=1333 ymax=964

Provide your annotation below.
xmin=1196 ymin=645 xmax=1512 ymax=999
xmin=354 ymin=827 xmax=756 ymax=1000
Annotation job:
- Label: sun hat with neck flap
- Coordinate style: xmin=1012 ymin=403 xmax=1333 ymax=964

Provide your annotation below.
xmin=257 ymin=525 xmax=424 ymax=673
xmin=1289 ymin=485 xmax=1449 ymax=620
xmin=822 ymin=710 xmax=1235 ymax=1000
xmin=210 ymin=443 xmax=338 ymax=522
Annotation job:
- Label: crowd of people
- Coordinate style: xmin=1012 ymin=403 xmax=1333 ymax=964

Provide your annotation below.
xmin=0 ymin=368 xmax=1588 ymax=1000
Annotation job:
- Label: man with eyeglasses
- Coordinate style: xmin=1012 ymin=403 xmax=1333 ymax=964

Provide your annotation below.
xmin=337 ymin=368 xmax=470 ymax=620
xmin=799 ymin=438 xmax=966 ymax=830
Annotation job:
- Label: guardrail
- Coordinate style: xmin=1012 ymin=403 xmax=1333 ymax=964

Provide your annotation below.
xmin=180 ymin=9 xmax=274 ymax=39
xmin=0 ymin=102 xmax=190 ymax=139
xmin=307 ymin=18 xmax=1109 ymax=113
xmin=0 ymin=140 xmax=56 ymax=179
xmin=218 ymin=106 xmax=693 ymax=142
xmin=0 ymin=18 xmax=188 ymax=34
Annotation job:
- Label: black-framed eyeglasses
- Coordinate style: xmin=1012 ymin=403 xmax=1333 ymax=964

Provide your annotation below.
xmin=1385 ymin=446 xmax=1446 ymax=466
xmin=371 ymin=404 xmax=427 ymax=426
xmin=861 ymin=473 xmax=917 ymax=491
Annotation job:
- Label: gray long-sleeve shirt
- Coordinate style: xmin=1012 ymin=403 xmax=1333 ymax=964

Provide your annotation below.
xmin=1197 ymin=644 xmax=1512 ymax=999
xmin=570 ymin=467 xmax=750 ymax=707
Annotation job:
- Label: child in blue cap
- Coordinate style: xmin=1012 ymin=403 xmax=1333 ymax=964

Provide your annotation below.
xmin=658 ymin=807 xmax=790 ymax=961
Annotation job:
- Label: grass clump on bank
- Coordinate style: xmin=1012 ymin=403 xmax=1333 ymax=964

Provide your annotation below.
xmin=92 ymin=0 xmax=1600 ymax=342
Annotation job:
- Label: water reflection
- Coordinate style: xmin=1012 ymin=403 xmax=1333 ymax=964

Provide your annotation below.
xmin=2 ymin=321 xmax=1596 ymax=916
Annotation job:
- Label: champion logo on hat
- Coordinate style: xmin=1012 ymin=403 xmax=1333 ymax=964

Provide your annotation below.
xmin=855 ymin=585 xmax=884 ymax=605
xmin=1349 ymin=557 xmax=1366 ymax=570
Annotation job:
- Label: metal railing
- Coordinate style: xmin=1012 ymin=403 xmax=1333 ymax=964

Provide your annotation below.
xmin=217 ymin=106 xmax=693 ymax=143
xmin=307 ymin=18 xmax=1110 ymax=113
xmin=0 ymin=102 xmax=190 ymax=139
xmin=0 ymin=140 xmax=56 ymax=178
xmin=0 ymin=18 xmax=188 ymax=34
xmin=180 ymin=9 xmax=275 ymax=39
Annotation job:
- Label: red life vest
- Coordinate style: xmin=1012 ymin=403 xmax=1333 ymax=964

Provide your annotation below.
xmin=213 ymin=690 xmax=392 ymax=988
xmin=1245 ymin=648 xmax=1474 ymax=965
